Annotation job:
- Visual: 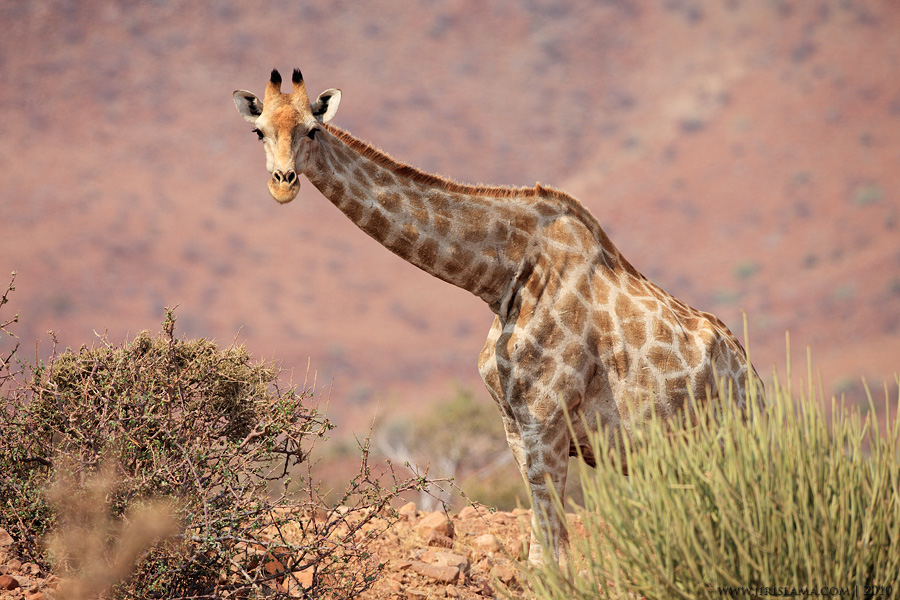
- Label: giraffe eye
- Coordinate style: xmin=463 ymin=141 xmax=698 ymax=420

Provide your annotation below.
xmin=252 ymin=128 xmax=264 ymax=141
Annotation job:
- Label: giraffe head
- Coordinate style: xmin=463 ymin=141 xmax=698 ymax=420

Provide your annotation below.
xmin=233 ymin=69 xmax=341 ymax=203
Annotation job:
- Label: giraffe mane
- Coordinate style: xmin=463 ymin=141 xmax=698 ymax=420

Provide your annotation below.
xmin=322 ymin=123 xmax=607 ymax=237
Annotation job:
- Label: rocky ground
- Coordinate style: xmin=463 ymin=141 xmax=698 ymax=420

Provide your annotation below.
xmin=0 ymin=505 xmax=585 ymax=600
xmin=0 ymin=527 xmax=55 ymax=600
xmin=355 ymin=503 xmax=577 ymax=600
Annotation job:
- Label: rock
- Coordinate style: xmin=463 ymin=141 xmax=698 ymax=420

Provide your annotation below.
xmin=490 ymin=561 xmax=518 ymax=585
xmin=0 ymin=528 xmax=13 ymax=547
xmin=457 ymin=505 xmax=490 ymax=520
xmin=473 ymin=533 xmax=502 ymax=554
xmin=387 ymin=578 xmax=403 ymax=593
xmin=506 ymin=534 xmax=528 ymax=559
xmin=6 ymin=559 xmax=21 ymax=571
xmin=474 ymin=557 xmax=493 ymax=573
xmin=398 ymin=501 xmax=417 ymax=520
xmin=416 ymin=511 xmax=454 ymax=539
xmin=264 ymin=557 xmax=284 ymax=575
xmin=0 ymin=574 xmax=20 ymax=590
xmin=283 ymin=568 xmax=314 ymax=596
xmin=394 ymin=560 xmax=413 ymax=570
xmin=263 ymin=547 xmax=291 ymax=575
xmin=426 ymin=530 xmax=453 ymax=548
xmin=445 ymin=583 xmax=460 ymax=597
xmin=430 ymin=551 xmax=469 ymax=572
xmin=457 ymin=505 xmax=477 ymax=519
xmin=410 ymin=561 xmax=459 ymax=583
xmin=25 ymin=593 xmax=45 ymax=600
xmin=415 ymin=549 xmax=435 ymax=563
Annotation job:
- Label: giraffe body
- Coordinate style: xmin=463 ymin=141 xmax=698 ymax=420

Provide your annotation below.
xmin=233 ymin=69 xmax=760 ymax=566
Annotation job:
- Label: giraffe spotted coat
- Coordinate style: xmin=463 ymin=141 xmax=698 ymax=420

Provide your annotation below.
xmin=233 ymin=68 xmax=761 ymax=566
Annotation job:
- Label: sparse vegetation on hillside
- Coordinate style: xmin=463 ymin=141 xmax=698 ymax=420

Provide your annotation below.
xmin=0 ymin=277 xmax=432 ymax=599
xmin=527 ymin=355 xmax=900 ymax=600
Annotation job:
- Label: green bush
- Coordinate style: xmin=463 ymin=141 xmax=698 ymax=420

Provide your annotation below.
xmin=1 ymin=287 xmax=429 ymax=599
xmin=527 ymin=360 xmax=900 ymax=600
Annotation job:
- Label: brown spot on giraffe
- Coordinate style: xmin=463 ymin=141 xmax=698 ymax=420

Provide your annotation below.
xmin=545 ymin=219 xmax=577 ymax=247
xmin=361 ymin=160 xmax=379 ymax=179
xmin=650 ymin=319 xmax=675 ymax=345
xmin=586 ymin=273 xmax=605 ymax=303
xmin=561 ymin=342 xmax=585 ymax=371
xmin=571 ymin=221 xmax=596 ymax=250
xmin=353 ymin=167 xmax=370 ymax=185
xmin=621 ymin=317 xmax=647 ymax=349
xmin=364 ymin=209 xmax=392 ymax=239
xmin=327 ymin=180 xmax=346 ymax=205
xmin=342 ymin=198 xmax=365 ymax=224
xmin=433 ymin=214 xmax=452 ymax=237
xmin=505 ymin=231 xmax=530 ymax=263
xmin=615 ymin=292 xmax=640 ymax=321
xmin=373 ymin=169 xmax=397 ymax=187
xmin=557 ymin=292 xmax=587 ymax=334
xmin=349 ymin=183 xmax=366 ymax=201
xmin=445 ymin=245 xmax=475 ymax=275
xmin=418 ymin=238 xmax=440 ymax=265
xmin=593 ymin=312 xmax=614 ymax=337
xmin=678 ymin=332 xmax=704 ymax=368
xmin=513 ymin=212 xmax=539 ymax=232
xmin=646 ymin=345 xmax=674 ymax=372
xmin=536 ymin=319 xmax=566 ymax=350
xmin=464 ymin=225 xmax=489 ymax=244
xmin=627 ymin=277 xmax=648 ymax=298
xmin=377 ymin=191 xmax=403 ymax=213
xmin=538 ymin=355 xmax=558 ymax=387
xmin=400 ymin=222 xmax=420 ymax=244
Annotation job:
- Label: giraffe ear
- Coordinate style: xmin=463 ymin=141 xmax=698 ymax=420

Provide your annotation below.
xmin=233 ymin=90 xmax=264 ymax=123
xmin=311 ymin=88 xmax=341 ymax=123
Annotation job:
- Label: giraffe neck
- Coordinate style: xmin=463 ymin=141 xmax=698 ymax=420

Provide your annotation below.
xmin=303 ymin=124 xmax=551 ymax=313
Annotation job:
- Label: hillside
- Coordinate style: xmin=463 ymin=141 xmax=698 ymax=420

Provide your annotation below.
xmin=2 ymin=0 xmax=899 ymax=435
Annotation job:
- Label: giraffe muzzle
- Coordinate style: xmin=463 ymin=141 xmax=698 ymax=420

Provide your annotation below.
xmin=268 ymin=168 xmax=300 ymax=204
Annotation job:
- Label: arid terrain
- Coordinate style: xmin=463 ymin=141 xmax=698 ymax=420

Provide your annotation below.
xmin=2 ymin=2 xmax=899 ymax=432
xmin=2 ymin=506 xmax=556 ymax=600
xmin=2 ymin=2 xmax=900 ymax=598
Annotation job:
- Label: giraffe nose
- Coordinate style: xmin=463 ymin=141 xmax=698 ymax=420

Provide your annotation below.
xmin=272 ymin=169 xmax=297 ymax=186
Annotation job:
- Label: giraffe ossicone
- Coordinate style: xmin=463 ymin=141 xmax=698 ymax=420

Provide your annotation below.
xmin=232 ymin=68 xmax=762 ymax=567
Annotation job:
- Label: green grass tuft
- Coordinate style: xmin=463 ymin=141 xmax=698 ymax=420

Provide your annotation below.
xmin=527 ymin=359 xmax=900 ymax=600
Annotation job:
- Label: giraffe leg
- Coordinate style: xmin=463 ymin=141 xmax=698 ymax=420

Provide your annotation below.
xmin=520 ymin=418 xmax=570 ymax=567
xmin=479 ymin=317 xmax=577 ymax=566
xmin=478 ymin=317 xmax=530 ymax=488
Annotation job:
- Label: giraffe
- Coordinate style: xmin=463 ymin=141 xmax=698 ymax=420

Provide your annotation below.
xmin=232 ymin=69 xmax=762 ymax=566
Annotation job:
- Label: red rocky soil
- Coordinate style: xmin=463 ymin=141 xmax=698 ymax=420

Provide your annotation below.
xmin=0 ymin=527 xmax=56 ymax=600
xmin=355 ymin=504 xmax=580 ymax=600
xmin=0 ymin=506 xmax=585 ymax=600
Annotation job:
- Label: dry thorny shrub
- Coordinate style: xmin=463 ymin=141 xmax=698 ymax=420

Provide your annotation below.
xmin=1 ymin=280 xmax=436 ymax=599
xmin=1 ymin=272 xmax=19 ymax=392
xmin=45 ymin=462 xmax=179 ymax=600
